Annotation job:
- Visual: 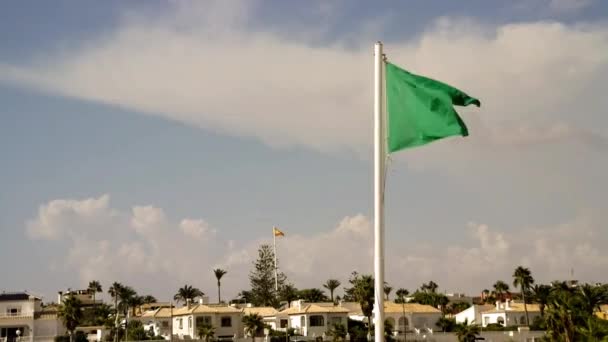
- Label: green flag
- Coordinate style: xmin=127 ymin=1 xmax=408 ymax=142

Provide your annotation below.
xmin=386 ymin=62 xmax=480 ymax=152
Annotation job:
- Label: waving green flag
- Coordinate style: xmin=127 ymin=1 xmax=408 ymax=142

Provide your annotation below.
xmin=386 ymin=62 xmax=481 ymax=152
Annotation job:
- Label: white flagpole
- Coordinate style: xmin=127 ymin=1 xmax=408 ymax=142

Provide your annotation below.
xmin=373 ymin=41 xmax=386 ymax=342
xmin=273 ymin=228 xmax=279 ymax=292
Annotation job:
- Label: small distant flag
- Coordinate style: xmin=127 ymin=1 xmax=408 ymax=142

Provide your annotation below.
xmin=273 ymin=227 xmax=285 ymax=237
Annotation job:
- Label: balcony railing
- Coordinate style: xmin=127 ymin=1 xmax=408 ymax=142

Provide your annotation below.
xmin=0 ymin=311 xmax=34 ymax=318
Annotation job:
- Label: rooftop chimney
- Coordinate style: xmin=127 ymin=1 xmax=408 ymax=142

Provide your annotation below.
xmin=505 ymin=299 xmax=511 ymax=310
xmin=186 ymin=298 xmax=192 ymax=309
xmin=495 ymin=301 xmax=501 ymax=310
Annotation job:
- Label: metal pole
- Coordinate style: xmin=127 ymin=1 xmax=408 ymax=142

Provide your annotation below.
xmin=373 ymin=41 xmax=386 ymax=342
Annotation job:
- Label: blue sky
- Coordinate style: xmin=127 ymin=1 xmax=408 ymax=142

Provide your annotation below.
xmin=1 ymin=0 xmax=607 ymax=302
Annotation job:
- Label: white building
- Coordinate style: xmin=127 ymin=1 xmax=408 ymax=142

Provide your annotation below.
xmin=172 ymin=303 xmax=243 ymax=340
xmin=242 ymin=307 xmax=278 ymax=331
xmin=382 ymin=302 xmax=442 ymax=334
xmin=480 ymin=300 xmax=541 ymax=327
xmin=57 ymin=290 xmax=98 ymax=307
xmin=139 ymin=308 xmax=172 ymax=339
xmin=0 ymin=292 xmax=64 ymax=342
xmin=279 ymin=301 xmax=349 ymax=338
xmin=454 ymin=304 xmax=494 ymax=325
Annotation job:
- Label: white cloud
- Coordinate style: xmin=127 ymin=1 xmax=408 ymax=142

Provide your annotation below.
xmin=25 ymin=195 xmax=608 ymax=298
xmin=0 ymin=3 xmax=606 ymax=158
xmin=180 ymin=219 xmax=215 ymax=240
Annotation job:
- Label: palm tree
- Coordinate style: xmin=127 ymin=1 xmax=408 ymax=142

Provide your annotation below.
xmin=323 ymin=279 xmax=341 ymax=303
xmin=395 ymin=288 xmax=409 ymax=304
xmin=142 ymin=295 xmax=157 ymax=305
xmin=579 ymin=283 xmax=607 ymax=315
xmin=58 ymin=295 xmax=83 ymax=342
xmin=422 ymin=281 xmax=438 ymax=293
xmin=454 ymin=320 xmax=480 ymax=342
xmin=481 ymin=289 xmax=491 ymax=303
xmin=174 ymin=284 xmax=204 ymax=305
xmin=197 ymin=323 xmax=216 ymax=342
xmin=108 ymin=282 xmax=123 ymax=342
xmin=531 ymin=284 xmax=551 ymax=317
xmin=88 ymin=280 xmax=102 ymax=307
xmin=242 ymin=313 xmax=265 ymax=342
xmin=513 ymin=266 xmax=534 ymax=325
xmin=213 ymin=269 xmax=227 ymax=303
xmin=492 ymin=280 xmax=510 ymax=302
xmin=384 ymin=284 xmax=393 ymax=301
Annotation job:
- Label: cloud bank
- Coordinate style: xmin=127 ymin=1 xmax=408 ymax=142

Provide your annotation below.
xmin=26 ymin=195 xmax=608 ymax=300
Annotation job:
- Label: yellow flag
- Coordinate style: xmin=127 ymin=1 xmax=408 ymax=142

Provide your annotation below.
xmin=273 ymin=227 xmax=285 ymax=237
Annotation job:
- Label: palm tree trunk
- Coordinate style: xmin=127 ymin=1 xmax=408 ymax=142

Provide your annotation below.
xmin=522 ymin=291 xmax=529 ymax=326
xmin=218 ymin=281 xmax=221 ymax=303
xmin=330 ymin=290 xmax=334 ymax=303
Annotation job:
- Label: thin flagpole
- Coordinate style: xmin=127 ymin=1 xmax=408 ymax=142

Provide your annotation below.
xmin=273 ymin=227 xmax=279 ymax=292
xmin=373 ymin=41 xmax=386 ymax=342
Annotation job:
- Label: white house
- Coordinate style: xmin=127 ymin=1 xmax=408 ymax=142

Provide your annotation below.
xmin=279 ymin=301 xmax=349 ymax=338
xmin=242 ymin=307 xmax=278 ymax=331
xmin=0 ymin=292 xmax=64 ymax=342
xmin=139 ymin=308 xmax=172 ymax=339
xmin=172 ymin=303 xmax=243 ymax=340
xmin=454 ymin=304 xmax=494 ymax=325
xmin=480 ymin=300 xmax=541 ymax=327
xmin=383 ymin=302 xmax=442 ymax=334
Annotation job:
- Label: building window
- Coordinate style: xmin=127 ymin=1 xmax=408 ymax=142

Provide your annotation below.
xmin=197 ymin=316 xmax=212 ymax=327
xmin=189 ymin=317 xmax=192 ymax=329
xmin=309 ymin=315 xmax=325 ymax=327
xmin=497 ymin=317 xmax=505 ymax=326
xmin=6 ymin=308 xmax=20 ymax=316
xmin=221 ymin=317 xmax=232 ymax=327
xmin=162 ymin=321 xmax=169 ymax=328
xmin=280 ymin=319 xmax=288 ymax=328
xmin=398 ymin=317 xmax=409 ymax=328
xmin=520 ymin=316 xmax=526 ymax=325
xmin=300 ymin=316 xmax=305 ymax=327
xmin=178 ymin=319 xmax=183 ymax=329
xmin=483 ymin=317 xmax=489 ymax=326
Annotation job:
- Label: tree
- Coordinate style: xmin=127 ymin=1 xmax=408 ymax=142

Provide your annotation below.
xmin=492 ymin=280 xmax=510 ymax=302
xmin=579 ymin=283 xmax=607 ymax=315
xmin=297 ymin=288 xmax=329 ymax=302
xmin=108 ymin=282 xmax=123 ymax=342
xmin=384 ymin=284 xmax=393 ymax=301
xmin=197 ymin=323 xmax=216 ymax=342
xmin=343 ymin=272 xmax=374 ymax=335
xmin=454 ymin=320 xmax=480 ymax=342
xmin=58 ymin=295 xmax=84 ymax=342
xmin=531 ymin=284 xmax=551 ymax=317
xmin=126 ymin=320 xmax=149 ymax=341
xmin=142 ymin=295 xmax=157 ymax=305
xmin=88 ymin=281 xmax=102 ymax=307
xmin=513 ymin=266 xmax=534 ymax=325
xmin=327 ymin=323 xmax=347 ymax=342
xmin=174 ymin=284 xmax=204 ymax=305
xmin=436 ymin=317 xmax=457 ymax=332
xmin=213 ymin=268 xmax=227 ymax=303
xmin=395 ymin=288 xmax=409 ymax=304
xmin=421 ymin=281 xmax=438 ymax=293
xmin=242 ymin=313 xmax=266 ymax=342
xmin=249 ymin=244 xmax=286 ymax=307
xmin=323 ymin=279 xmax=341 ymax=303
xmin=278 ymin=284 xmax=299 ymax=306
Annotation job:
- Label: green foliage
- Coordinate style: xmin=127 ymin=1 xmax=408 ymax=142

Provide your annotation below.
xmin=323 ymin=279 xmax=341 ymax=303
xmin=513 ymin=266 xmax=535 ymax=325
xmin=409 ymin=290 xmax=449 ymax=314
xmin=384 ymin=284 xmax=393 ymax=301
xmin=58 ymin=295 xmax=84 ymax=338
xmin=214 ymin=268 xmax=227 ymax=303
xmin=249 ymin=244 xmax=286 ymax=307
xmin=126 ymin=320 xmax=150 ymax=341
xmin=435 ymin=317 xmax=457 ymax=332
xmin=445 ymin=301 xmax=471 ymax=315
xmin=297 ymin=288 xmax=329 ymax=302
xmin=394 ymin=288 xmax=409 ymax=304
xmin=242 ymin=313 xmax=266 ymax=341
xmin=197 ymin=323 xmax=216 ymax=342
xmin=173 ymin=284 xmax=204 ymax=305
xmin=492 ymin=280 xmax=510 ymax=302
xmin=342 ymin=272 xmax=374 ymax=333
xmin=346 ymin=318 xmax=368 ymax=341
xmin=454 ymin=320 xmax=480 ymax=342
xmin=278 ymin=284 xmax=299 ymax=305
xmin=327 ymin=323 xmax=347 ymax=342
